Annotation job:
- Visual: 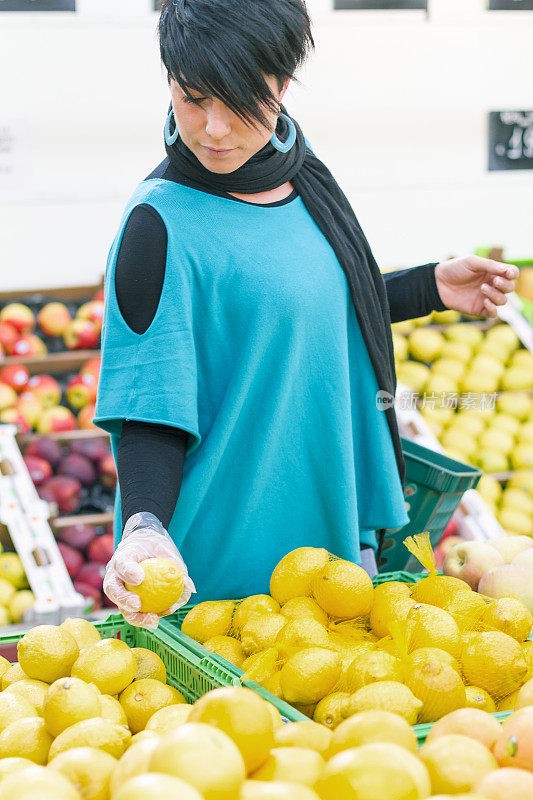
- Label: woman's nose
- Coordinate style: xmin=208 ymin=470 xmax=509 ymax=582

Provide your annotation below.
xmin=205 ymin=100 xmax=232 ymax=140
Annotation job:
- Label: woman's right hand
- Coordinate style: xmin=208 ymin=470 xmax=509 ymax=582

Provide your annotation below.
xmin=103 ymin=511 xmax=195 ymax=629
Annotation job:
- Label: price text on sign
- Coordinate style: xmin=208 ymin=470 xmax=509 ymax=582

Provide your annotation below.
xmin=0 ymin=0 xmax=75 ymax=9
xmin=489 ymin=0 xmax=533 ymax=9
xmin=334 ymin=0 xmax=426 ymax=7
xmin=489 ymin=111 xmax=533 ymax=171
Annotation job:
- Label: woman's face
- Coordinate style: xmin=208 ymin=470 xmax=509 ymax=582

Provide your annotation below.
xmin=169 ymin=74 xmax=290 ymax=174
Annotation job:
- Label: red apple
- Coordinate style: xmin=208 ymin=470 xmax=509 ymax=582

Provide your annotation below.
xmin=37 ymin=302 xmax=72 ymax=337
xmin=0 ymin=408 xmax=31 ymax=433
xmin=74 ymin=581 xmax=102 ymax=611
xmin=443 ymin=541 xmax=505 ymax=590
xmin=66 ymin=373 xmax=97 ymax=409
xmin=78 ymin=403 xmax=96 ymax=430
xmin=0 ymin=381 xmax=17 ymax=411
xmin=99 ymin=453 xmax=117 ymax=489
xmin=440 ymin=516 xmax=459 ymax=541
xmin=63 ymin=319 xmax=99 ymax=350
xmin=58 ymin=453 xmax=95 ymax=487
xmin=0 ymin=322 xmax=18 ymax=353
xmin=37 ymin=406 xmax=77 ymax=434
xmin=59 ymin=523 xmax=96 ymax=552
xmin=0 ymin=303 xmax=35 ymax=334
xmin=16 ymin=392 xmax=43 ymax=428
xmin=76 ymin=562 xmax=105 ymax=592
xmin=0 ymin=364 xmax=30 ymax=393
xmin=80 ymin=357 xmax=101 ymax=381
xmin=38 ymin=475 xmax=81 ymax=514
xmin=57 ymin=542 xmax=83 ymax=579
xmin=69 ymin=437 xmax=108 ymax=464
xmin=10 ymin=334 xmax=47 ymax=358
xmin=26 ymin=374 xmax=62 ymax=408
xmin=88 ymin=534 xmax=114 ymax=565
xmin=76 ymin=301 xmax=104 ymax=334
xmin=93 ymin=289 xmax=105 ymax=302
xmin=23 ymin=455 xmax=53 ymax=486
xmin=25 ymin=436 xmax=63 ymax=468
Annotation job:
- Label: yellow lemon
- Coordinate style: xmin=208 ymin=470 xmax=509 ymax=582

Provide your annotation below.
xmin=411 ymin=575 xmax=471 ymax=608
xmin=480 ymin=597 xmax=533 ymax=643
xmin=250 ymin=747 xmax=325 ymax=786
xmin=0 ymin=765 xmax=80 ymax=800
xmin=497 ymin=690 xmax=519 ymax=711
xmin=315 ymin=742 xmax=431 ymax=800
xmin=461 ymin=631 xmax=528 ymax=698
xmin=0 ymin=717 xmax=52 ymax=764
xmin=409 ymin=647 xmax=461 ymax=676
xmin=48 ymin=746 xmax=116 ymax=800
xmin=232 ymin=596 xmax=281 ymax=636
xmin=403 ymin=657 xmax=467 ymax=723
xmin=270 ymin=548 xmax=329 ymax=606
xmin=119 ymin=678 xmax=184 ymax=734
xmin=0 ymin=578 xmax=15 ymax=606
xmin=126 ymin=730 xmax=158 ymax=748
xmin=419 ymin=734 xmax=497 ymax=795
xmin=145 ymin=703 xmax=191 ymax=733
xmin=280 ymin=648 xmax=341 ymax=706
xmin=0 ymin=654 xmax=10 ymax=679
xmin=274 ymin=721 xmax=332 ymax=756
xmin=240 ymin=781 xmax=320 ymax=800
xmin=1 ymin=663 xmax=27 ymax=690
xmin=313 ymin=692 xmax=351 ymax=730
xmin=280 ymin=597 xmax=329 ymax=627
xmin=109 ymin=736 xmax=161 ymax=795
xmin=99 ymin=695 xmax=128 ymax=726
xmin=343 ymin=651 xmax=403 ymax=693
xmin=275 ymin=618 xmax=330 ymax=660
xmin=113 ymin=773 xmax=203 ymax=800
xmin=312 ymin=560 xmax=373 ymax=619
xmin=72 ymin=638 xmax=136 ymax=695
xmin=181 ymin=600 xmax=235 ymax=643
xmin=241 ymin=614 xmax=287 ymax=656
xmin=0 ymin=757 xmax=34 ymax=780
xmin=130 ymin=647 xmax=166 ymax=682
xmin=329 ymin=710 xmax=418 ymax=756
xmin=522 ymin=641 xmax=533 ymax=679
xmin=125 ymin=558 xmax=184 ymax=614
xmin=4 ymin=679 xmax=49 ymax=715
xmin=263 ymin=701 xmax=283 ymax=732
xmin=370 ymin=594 xmax=416 ymax=639
xmin=406 ymin=604 xmax=461 ymax=659
xmin=242 ymin=648 xmax=280 ymax=685
xmin=440 ymin=591 xmax=493 ymax=628
xmin=8 ymin=591 xmax=35 ymax=624
xmin=59 ymin=618 xmax=101 ymax=651
xmin=17 ymin=625 xmax=79 ymax=683
xmin=204 ymin=636 xmax=246 ymax=668
xmin=0 ymin=693 xmax=38 ymax=732
xmin=0 ymin=553 xmax=27 ymax=589
xmin=189 ymin=686 xmax=274 ymax=774
xmin=44 ymin=677 xmax=101 ymax=737
xmin=342 ymin=681 xmax=423 ymax=725
xmin=150 ymin=721 xmax=246 ymax=800
xmin=464 ymin=686 xmax=496 ymax=713
xmin=49 ymin=718 xmax=131 ymax=761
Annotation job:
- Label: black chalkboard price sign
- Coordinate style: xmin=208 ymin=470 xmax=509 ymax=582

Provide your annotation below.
xmin=489 ymin=111 xmax=533 ymax=171
xmin=0 ymin=0 xmax=75 ymax=9
xmin=489 ymin=0 xmax=533 ymax=9
xmin=334 ymin=0 xmax=426 ymax=7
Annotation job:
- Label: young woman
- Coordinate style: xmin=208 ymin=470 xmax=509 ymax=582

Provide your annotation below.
xmin=96 ymin=0 xmax=518 ymax=627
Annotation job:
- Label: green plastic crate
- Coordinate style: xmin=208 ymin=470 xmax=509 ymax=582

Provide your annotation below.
xmin=377 ymin=439 xmax=481 ymax=574
xmin=0 ymin=614 xmax=245 ymax=704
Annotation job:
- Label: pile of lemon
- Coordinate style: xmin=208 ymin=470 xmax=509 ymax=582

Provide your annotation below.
xmin=0 ymin=550 xmax=35 ymax=626
xmin=181 ymin=545 xmax=533 ymax=727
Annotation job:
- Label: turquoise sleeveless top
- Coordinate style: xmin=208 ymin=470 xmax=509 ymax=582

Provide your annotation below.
xmin=94 ymin=177 xmax=409 ymax=602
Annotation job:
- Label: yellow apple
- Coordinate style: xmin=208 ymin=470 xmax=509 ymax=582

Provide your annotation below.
xmin=507 ymin=470 xmax=533 ymax=496
xmin=397 ymin=361 xmax=430 ymax=393
xmin=476 ymin=449 xmax=509 ymax=473
xmin=445 ymin=323 xmax=484 ymax=348
xmin=496 ymin=392 xmax=533 ymax=420
xmin=459 ymin=370 xmax=499 ymax=394
xmin=441 ymin=428 xmax=477 ymax=458
xmin=451 ymin=413 xmax=486 ymax=438
xmin=486 ymin=324 xmax=519 ymax=353
xmin=476 ymin=474 xmax=503 ymax=504
xmin=440 ymin=340 xmax=473 ymax=364
xmin=479 ymin=428 xmax=515 ymax=456
xmin=408 ymin=328 xmax=445 ymax=363
xmin=498 ymin=507 xmax=533 ymax=537
xmin=392 ymin=321 xmax=415 ymax=336
xmin=491 ymin=414 xmax=521 ymax=438
xmin=469 ymin=355 xmax=505 ymax=379
xmin=511 ymin=443 xmax=533 ymax=470
xmin=501 ymin=366 xmax=533 ymax=391
xmin=500 ymin=488 xmax=533 ymax=517
xmin=431 ymin=358 xmax=466 ymax=382
xmin=432 ymin=309 xmax=461 ymax=325
xmin=392 ymin=332 xmax=408 ymax=362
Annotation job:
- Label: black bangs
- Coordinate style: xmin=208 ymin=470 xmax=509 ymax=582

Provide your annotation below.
xmin=158 ymin=0 xmax=314 ymax=130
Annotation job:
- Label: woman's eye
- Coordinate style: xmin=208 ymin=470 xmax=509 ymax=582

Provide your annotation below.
xmin=184 ymin=96 xmax=207 ymax=105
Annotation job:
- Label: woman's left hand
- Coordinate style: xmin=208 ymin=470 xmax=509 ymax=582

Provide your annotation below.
xmin=434 ymin=255 xmax=519 ymax=318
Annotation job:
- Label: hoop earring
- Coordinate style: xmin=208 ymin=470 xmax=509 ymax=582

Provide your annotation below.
xmin=164 ymin=108 xmax=179 ymax=146
xmin=270 ymin=113 xmax=296 ymax=153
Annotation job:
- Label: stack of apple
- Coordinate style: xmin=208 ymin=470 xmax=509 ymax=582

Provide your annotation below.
xmin=0 ymin=357 xmax=100 ymax=434
xmin=0 ymin=288 xmax=103 ymax=359
xmin=23 ymin=435 xmax=116 ymax=519
xmin=56 ymin=521 xmax=115 ymax=611
xmin=442 ymin=534 xmax=533 ymax=615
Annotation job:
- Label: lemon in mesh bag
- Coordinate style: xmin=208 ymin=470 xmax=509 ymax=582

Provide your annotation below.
xmin=404 ymin=532 xmax=472 ymax=607
xmin=275 ymin=618 xmax=330 ymax=660
xmin=403 ymin=656 xmax=467 ymax=723
xmin=341 ymin=681 xmax=423 ymax=725
xmin=479 ymin=597 xmax=533 ymax=643
xmin=461 ymin=630 xmax=528 ymax=699
xmin=232 ymin=595 xmax=280 ymax=636
xmin=342 ymin=650 xmax=403 ymax=694
xmin=405 ymin=603 xmax=462 ymax=659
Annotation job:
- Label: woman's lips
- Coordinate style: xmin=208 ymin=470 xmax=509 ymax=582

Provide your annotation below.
xmin=204 ymin=146 xmax=235 ymax=158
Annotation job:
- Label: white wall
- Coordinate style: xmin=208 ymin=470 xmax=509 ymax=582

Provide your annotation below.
xmin=0 ymin=0 xmax=532 ymax=290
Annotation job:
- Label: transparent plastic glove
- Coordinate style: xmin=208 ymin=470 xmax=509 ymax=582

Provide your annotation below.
xmin=103 ymin=511 xmax=196 ymax=629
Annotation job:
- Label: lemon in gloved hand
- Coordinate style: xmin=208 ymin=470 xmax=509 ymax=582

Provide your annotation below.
xmin=125 ymin=558 xmax=184 ymax=614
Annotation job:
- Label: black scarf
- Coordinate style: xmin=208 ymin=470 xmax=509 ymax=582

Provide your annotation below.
xmin=165 ymin=105 xmax=405 ymax=487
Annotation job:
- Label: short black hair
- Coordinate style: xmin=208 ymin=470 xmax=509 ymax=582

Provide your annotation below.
xmin=159 ymin=0 xmax=314 ymax=130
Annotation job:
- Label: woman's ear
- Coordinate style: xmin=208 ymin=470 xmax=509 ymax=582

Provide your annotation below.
xmin=279 ymin=77 xmax=291 ymax=101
